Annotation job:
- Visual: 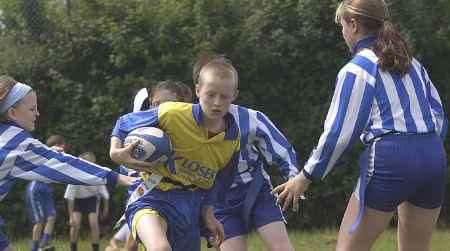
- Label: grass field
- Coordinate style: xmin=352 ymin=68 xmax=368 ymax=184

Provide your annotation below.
xmin=11 ymin=228 xmax=450 ymax=251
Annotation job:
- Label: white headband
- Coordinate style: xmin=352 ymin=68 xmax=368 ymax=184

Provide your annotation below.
xmin=0 ymin=82 xmax=33 ymax=113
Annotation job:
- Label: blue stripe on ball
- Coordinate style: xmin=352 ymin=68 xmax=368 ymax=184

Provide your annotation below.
xmin=126 ymin=129 xmax=172 ymax=162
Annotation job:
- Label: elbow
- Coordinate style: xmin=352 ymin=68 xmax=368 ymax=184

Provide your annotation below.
xmin=109 ymin=149 xmax=122 ymax=165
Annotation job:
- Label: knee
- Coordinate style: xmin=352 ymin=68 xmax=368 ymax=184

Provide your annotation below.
xmin=147 ymin=243 xmax=171 ymax=251
xmin=71 ymin=221 xmax=81 ymax=230
xmin=34 ymin=222 xmax=45 ymax=229
xmin=89 ymin=221 xmax=99 ymax=230
xmin=268 ymin=243 xmax=294 ymax=251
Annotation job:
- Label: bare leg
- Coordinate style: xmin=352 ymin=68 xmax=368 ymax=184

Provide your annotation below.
xmin=32 ymin=223 xmax=44 ymax=242
xmin=336 ymin=193 xmax=393 ymax=251
xmin=135 ymin=214 xmax=171 ymax=251
xmin=70 ymin=212 xmax=82 ymax=243
xmin=397 ymin=202 xmax=441 ymax=251
xmin=43 ymin=216 xmax=55 ymax=237
xmin=88 ymin=212 xmax=100 ymax=244
xmin=220 ymin=235 xmax=247 ymax=251
xmin=257 ymin=221 xmax=294 ymax=251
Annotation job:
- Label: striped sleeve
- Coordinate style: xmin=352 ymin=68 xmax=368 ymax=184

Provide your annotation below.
xmin=303 ymin=62 xmax=376 ymax=181
xmin=0 ymin=126 xmax=118 ymax=188
xmin=11 ymin=140 xmax=118 ymax=185
xmin=422 ymin=67 xmax=448 ymax=139
xmin=253 ymin=111 xmax=299 ymax=179
xmin=111 ymin=108 xmax=160 ymax=141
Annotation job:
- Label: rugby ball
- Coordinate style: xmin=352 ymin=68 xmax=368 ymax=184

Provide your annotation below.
xmin=124 ymin=127 xmax=172 ymax=163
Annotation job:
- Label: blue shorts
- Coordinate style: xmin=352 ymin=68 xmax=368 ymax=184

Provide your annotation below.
xmin=125 ymin=188 xmax=202 ymax=251
xmin=357 ymin=133 xmax=447 ymax=212
xmin=25 ymin=183 xmax=56 ymax=224
xmin=214 ymin=182 xmax=283 ymax=240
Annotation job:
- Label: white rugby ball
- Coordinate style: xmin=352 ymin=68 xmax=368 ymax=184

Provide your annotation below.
xmin=124 ymin=127 xmax=172 ymax=163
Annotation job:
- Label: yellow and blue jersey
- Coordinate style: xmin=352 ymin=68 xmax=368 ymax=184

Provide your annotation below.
xmin=112 ymin=102 xmax=240 ymax=204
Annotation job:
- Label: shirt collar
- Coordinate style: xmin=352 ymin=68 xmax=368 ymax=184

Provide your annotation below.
xmin=192 ymin=103 xmax=239 ymax=140
xmin=352 ymin=35 xmax=377 ymax=55
xmin=0 ymin=120 xmax=31 ymax=136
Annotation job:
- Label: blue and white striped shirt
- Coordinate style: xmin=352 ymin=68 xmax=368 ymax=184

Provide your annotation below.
xmin=0 ymin=121 xmax=118 ymax=201
xmin=303 ymin=38 xmax=447 ymax=181
xmin=229 ymin=105 xmax=299 ymax=187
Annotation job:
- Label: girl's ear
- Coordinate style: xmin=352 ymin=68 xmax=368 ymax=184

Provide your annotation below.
xmin=232 ymin=89 xmax=239 ymax=102
xmin=195 ymin=84 xmax=201 ymax=98
xmin=5 ymin=107 xmax=16 ymax=121
xmin=350 ymin=18 xmax=359 ymax=33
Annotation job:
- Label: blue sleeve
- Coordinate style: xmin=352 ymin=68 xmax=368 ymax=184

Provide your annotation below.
xmin=0 ymin=139 xmax=118 ymax=200
xmin=254 ymin=111 xmax=299 ymax=179
xmin=111 ymin=108 xmax=160 ymax=141
xmin=426 ymin=76 xmax=448 ymax=140
xmin=303 ymin=67 xmax=376 ymax=181
xmin=201 ymin=152 xmax=239 ymax=206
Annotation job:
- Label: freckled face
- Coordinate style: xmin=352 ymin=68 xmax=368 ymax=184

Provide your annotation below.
xmin=196 ymin=72 xmax=237 ymax=122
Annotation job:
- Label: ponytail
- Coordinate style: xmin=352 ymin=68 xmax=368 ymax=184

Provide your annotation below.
xmin=0 ymin=75 xmax=17 ymax=103
xmin=374 ymin=20 xmax=412 ymax=75
xmin=336 ymin=0 xmax=412 ymax=75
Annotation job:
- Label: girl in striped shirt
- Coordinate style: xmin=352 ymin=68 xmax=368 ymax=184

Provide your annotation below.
xmin=274 ymin=1 xmax=447 ymax=251
xmin=0 ymin=76 xmax=135 ymax=251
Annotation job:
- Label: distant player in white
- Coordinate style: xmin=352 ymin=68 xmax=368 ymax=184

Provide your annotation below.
xmin=64 ymin=152 xmax=110 ymax=251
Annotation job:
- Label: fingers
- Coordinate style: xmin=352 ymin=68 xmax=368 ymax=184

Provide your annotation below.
xmin=117 ymin=175 xmax=138 ymax=186
xmin=123 ymin=140 xmax=140 ymax=154
xmin=271 ymin=183 xmax=285 ymax=195
xmin=276 ymin=185 xmax=289 ymax=206
xmin=132 ymin=159 xmax=156 ymax=168
xmin=282 ymin=192 xmax=293 ymax=212
xmin=292 ymin=194 xmax=300 ymax=212
xmin=50 ymin=146 xmax=64 ymax=152
xmin=207 ymin=223 xmax=224 ymax=250
xmin=217 ymin=223 xmax=225 ymax=245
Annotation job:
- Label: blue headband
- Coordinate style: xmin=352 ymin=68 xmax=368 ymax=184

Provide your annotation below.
xmin=0 ymin=82 xmax=33 ymax=113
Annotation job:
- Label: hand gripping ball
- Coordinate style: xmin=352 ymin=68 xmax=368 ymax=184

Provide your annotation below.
xmin=124 ymin=127 xmax=175 ymax=172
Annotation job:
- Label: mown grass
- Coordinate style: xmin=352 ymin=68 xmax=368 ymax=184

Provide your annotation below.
xmin=11 ymin=228 xmax=450 ymax=251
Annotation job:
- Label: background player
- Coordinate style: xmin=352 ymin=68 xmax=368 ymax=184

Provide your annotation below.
xmin=25 ymin=135 xmax=67 ymax=251
xmin=64 ymin=152 xmax=110 ymax=251
xmin=193 ymin=54 xmax=299 ymax=251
